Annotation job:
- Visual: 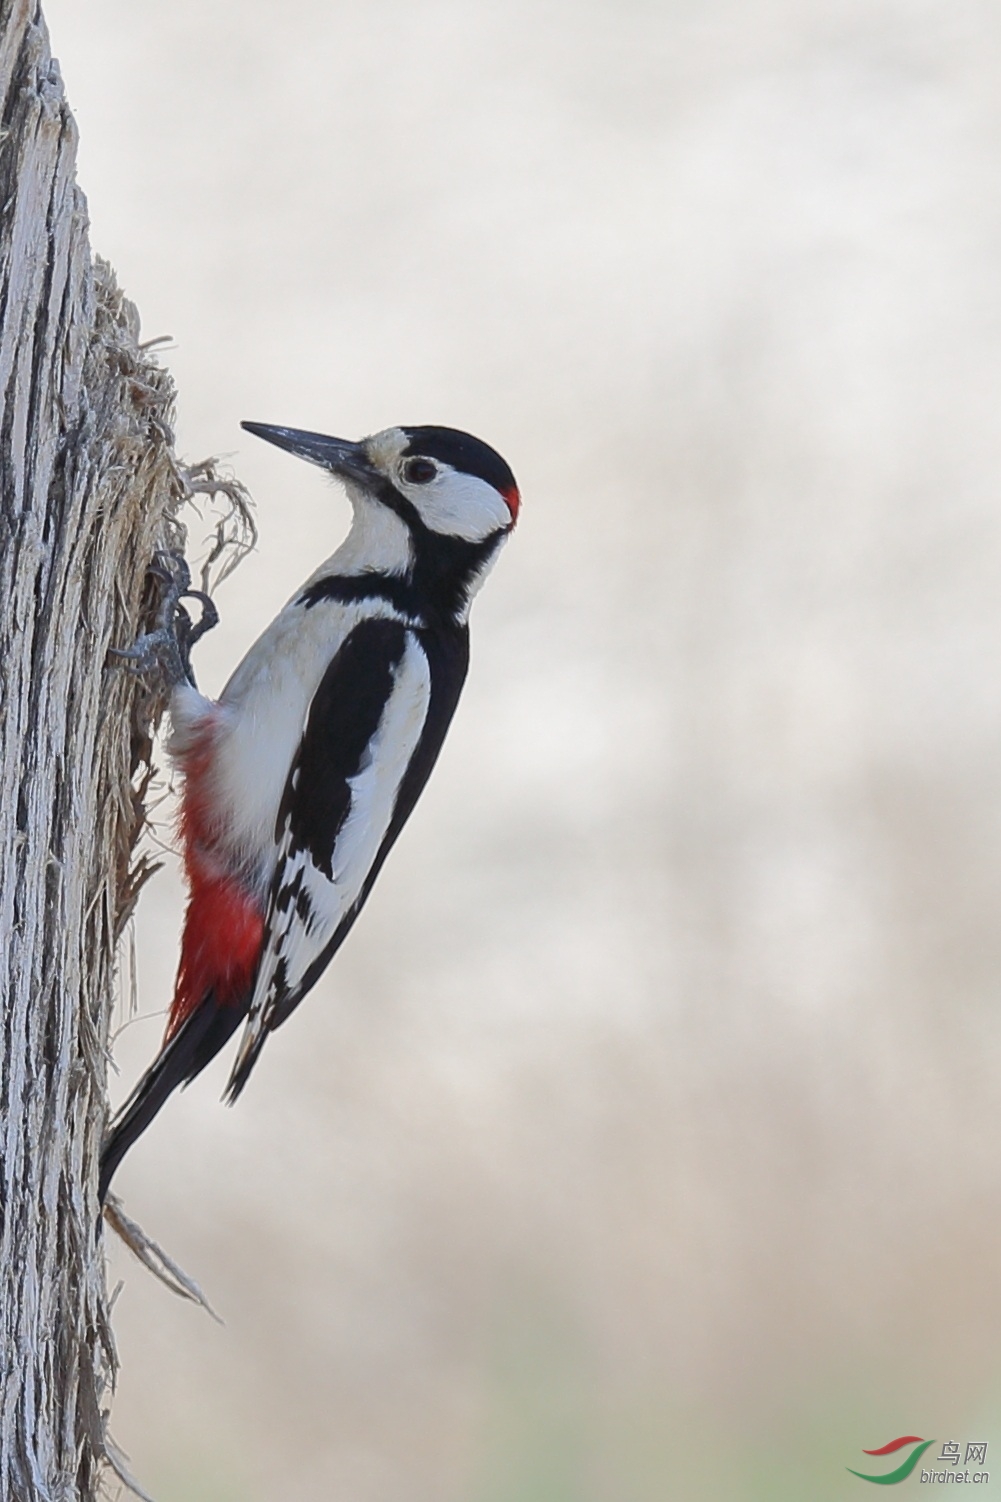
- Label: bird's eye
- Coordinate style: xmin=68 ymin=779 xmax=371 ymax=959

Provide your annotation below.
xmin=403 ymin=457 xmax=437 ymax=485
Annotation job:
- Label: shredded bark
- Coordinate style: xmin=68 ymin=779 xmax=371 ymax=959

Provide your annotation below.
xmin=0 ymin=4 xmax=253 ymax=1497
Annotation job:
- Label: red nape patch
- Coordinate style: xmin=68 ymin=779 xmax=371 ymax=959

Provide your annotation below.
xmin=502 ymin=485 xmax=521 ymax=523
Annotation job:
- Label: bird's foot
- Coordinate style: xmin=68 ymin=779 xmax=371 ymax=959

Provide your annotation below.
xmin=109 ymin=551 xmax=219 ymax=689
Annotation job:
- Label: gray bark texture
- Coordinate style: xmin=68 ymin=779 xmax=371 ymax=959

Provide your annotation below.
xmin=0 ymin=3 xmax=186 ymax=1496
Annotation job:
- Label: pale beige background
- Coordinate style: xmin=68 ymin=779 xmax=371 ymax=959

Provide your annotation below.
xmin=41 ymin=2 xmax=1001 ymax=1498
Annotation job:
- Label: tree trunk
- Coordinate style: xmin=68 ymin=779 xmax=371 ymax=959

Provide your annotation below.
xmin=0 ymin=3 xmax=187 ymax=1496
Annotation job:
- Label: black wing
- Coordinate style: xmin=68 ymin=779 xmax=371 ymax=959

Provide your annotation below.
xmin=226 ymin=616 xmax=469 ymax=1098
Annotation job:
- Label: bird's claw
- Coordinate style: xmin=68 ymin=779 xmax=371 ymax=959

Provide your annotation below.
xmin=147 ymin=550 xmax=191 ymax=591
xmin=108 ymin=619 xmax=191 ymax=683
xmin=183 ymin=589 xmax=219 ymax=650
xmin=109 ymin=550 xmax=218 ymax=689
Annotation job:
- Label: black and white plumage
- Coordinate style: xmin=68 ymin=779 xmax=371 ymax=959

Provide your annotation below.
xmin=99 ymin=422 xmax=519 ymax=1201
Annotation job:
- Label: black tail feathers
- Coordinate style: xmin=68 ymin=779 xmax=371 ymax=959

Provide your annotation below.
xmin=99 ymin=999 xmax=244 ymax=1203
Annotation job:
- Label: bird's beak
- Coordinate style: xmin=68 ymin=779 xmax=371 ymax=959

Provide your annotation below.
xmin=241 ymin=422 xmax=377 ymax=485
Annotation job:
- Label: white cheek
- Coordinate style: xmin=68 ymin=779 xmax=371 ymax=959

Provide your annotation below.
xmin=405 ymin=472 xmax=509 ymax=541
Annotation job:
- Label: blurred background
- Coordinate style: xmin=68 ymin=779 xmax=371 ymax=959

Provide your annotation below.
xmin=42 ymin=1 xmax=1001 ymax=1497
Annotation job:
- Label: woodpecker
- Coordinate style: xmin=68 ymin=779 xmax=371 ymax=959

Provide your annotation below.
xmin=99 ymin=422 xmax=519 ymax=1202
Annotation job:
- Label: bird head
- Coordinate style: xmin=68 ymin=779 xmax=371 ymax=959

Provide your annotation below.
xmin=244 ymin=420 xmax=517 ymax=618
xmin=243 ymin=421 xmax=519 ymax=619
xmin=243 ymin=422 xmax=518 ymax=531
